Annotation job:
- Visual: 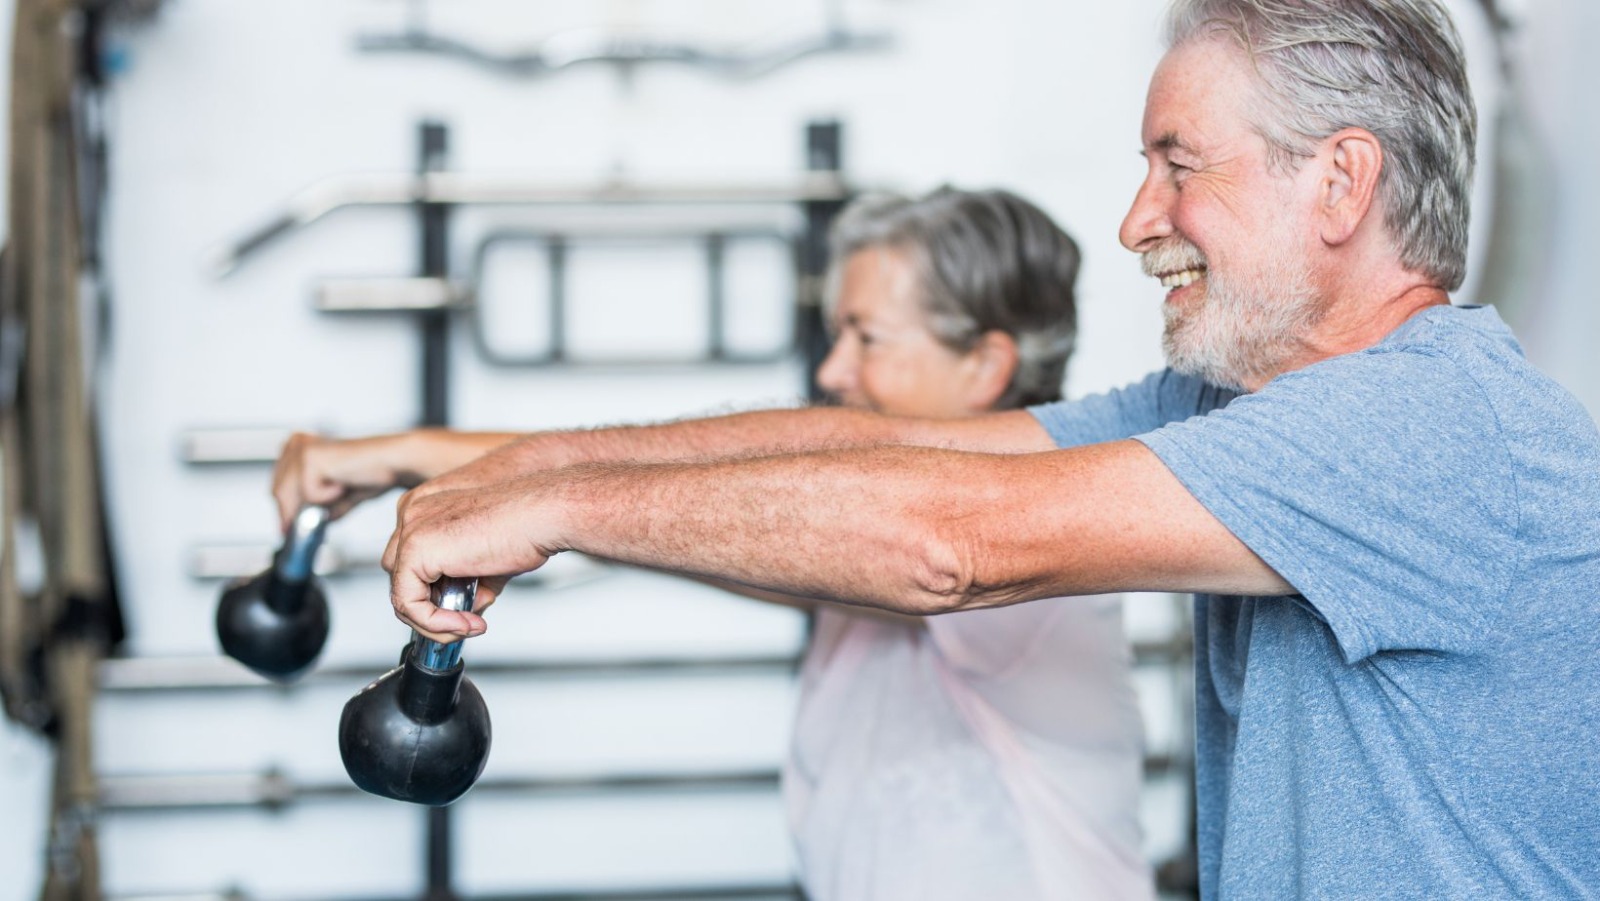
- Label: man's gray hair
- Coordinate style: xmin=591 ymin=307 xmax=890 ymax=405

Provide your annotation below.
xmin=824 ymin=188 xmax=1080 ymax=408
xmin=1165 ymin=0 xmax=1476 ymax=290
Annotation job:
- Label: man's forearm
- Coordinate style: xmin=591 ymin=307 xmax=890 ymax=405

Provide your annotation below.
xmin=545 ymin=446 xmax=1007 ymax=616
xmin=383 ymin=436 xmax=1290 ymax=641
xmin=540 ymin=438 xmax=1290 ymax=616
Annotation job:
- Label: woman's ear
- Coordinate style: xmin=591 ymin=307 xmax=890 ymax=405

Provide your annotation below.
xmin=962 ymin=329 xmax=1020 ymax=412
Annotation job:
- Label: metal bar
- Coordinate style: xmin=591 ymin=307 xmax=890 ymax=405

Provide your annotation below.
xmin=97 ymin=768 xmax=785 ymax=813
xmin=411 ymin=120 xmax=459 ymax=901
xmin=453 ymin=354 xmax=796 ymax=370
xmin=186 ymin=544 xmax=613 ymax=586
xmin=548 ymin=236 xmax=567 ymax=363
xmin=180 ymin=428 xmax=293 ymax=465
xmin=209 ymin=172 xmax=851 ymax=278
xmin=469 ymin=228 xmax=797 ymax=368
xmin=97 ymin=638 xmax=1187 ymax=694
xmin=316 ymin=277 xmax=464 ymax=313
xmin=426 ymin=804 xmax=453 ymax=901
xmin=96 ymin=755 xmax=1181 ymax=815
xmin=706 ymin=234 xmax=726 ymax=361
xmin=354 ymin=20 xmax=890 ymax=81
xmin=467 ymin=886 xmax=802 ymax=901
xmin=417 ymin=122 xmax=451 ymax=430
xmin=109 ymin=883 xmax=802 ymax=901
xmin=189 ymin=543 xmax=350 ymax=582
xmin=798 ymin=122 xmax=846 ymax=402
xmin=97 ymin=653 xmax=803 ymax=693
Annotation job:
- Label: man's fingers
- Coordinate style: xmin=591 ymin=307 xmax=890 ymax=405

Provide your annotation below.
xmin=394 ymin=604 xmax=487 ymax=643
xmin=381 ymin=507 xmax=405 ymax=573
xmin=392 ymin=582 xmax=488 ymax=641
xmin=472 ymin=575 xmax=512 ymax=612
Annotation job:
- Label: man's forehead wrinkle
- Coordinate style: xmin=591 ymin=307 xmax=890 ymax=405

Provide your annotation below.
xmin=1150 ymin=131 xmax=1200 ymax=156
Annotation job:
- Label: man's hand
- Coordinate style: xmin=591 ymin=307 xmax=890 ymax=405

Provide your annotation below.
xmin=381 ymin=478 xmax=565 ymax=643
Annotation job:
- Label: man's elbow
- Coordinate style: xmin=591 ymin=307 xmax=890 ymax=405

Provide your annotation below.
xmin=902 ymin=533 xmax=983 ymax=615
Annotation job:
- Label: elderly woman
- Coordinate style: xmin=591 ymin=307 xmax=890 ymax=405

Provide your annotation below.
xmin=784 ymin=189 xmax=1148 ymax=900
xmin=271 ymin=188 xmax=1151 ymax=900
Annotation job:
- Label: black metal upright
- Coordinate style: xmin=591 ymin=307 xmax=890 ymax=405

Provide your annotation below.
xmin=798 ymin=120 xmax=846 ymax=402
xmin=417 ymin=121 xmax=451 ymax=428
xmin=414 ymin=120 xmax=458 ymax=901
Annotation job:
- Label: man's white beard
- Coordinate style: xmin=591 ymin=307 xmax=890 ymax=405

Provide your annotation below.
xmin=1144 ymin=238 xmax=1322 ymax=392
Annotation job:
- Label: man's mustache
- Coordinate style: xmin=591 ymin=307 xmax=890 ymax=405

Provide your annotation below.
xmin=1140 ymin=238 xmax=1207 ymax=278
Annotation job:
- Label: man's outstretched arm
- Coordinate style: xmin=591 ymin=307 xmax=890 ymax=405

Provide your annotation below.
xmin=383 ymin=439 xmax=1291 ymax=641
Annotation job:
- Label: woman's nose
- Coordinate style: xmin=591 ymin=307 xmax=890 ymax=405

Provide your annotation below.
xmin=815 ymin=336 xmax=856 ymax=398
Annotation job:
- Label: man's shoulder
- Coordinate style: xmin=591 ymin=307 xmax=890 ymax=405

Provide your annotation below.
xmin=1267 ymin=305 xmax=1538 ymax=406
xmin=1367 ymin=304 xmax=1523 ymax=368
xmin=1349 ymin=305 xmax=1588 ymax=429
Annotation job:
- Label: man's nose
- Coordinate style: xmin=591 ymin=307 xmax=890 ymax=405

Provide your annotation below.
xmin=1120 ymin=173 xmax=1174 ymax=252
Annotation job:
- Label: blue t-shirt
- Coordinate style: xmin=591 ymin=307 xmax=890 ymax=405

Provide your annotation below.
xmin=1030 ymin=305 xmax=1600 ymax=898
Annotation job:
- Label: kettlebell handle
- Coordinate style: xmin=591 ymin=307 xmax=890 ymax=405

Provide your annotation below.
xmin=275 ymin=504 xmax=332 ymax=584
xmin=416 ymin=577 xmax=478 ymax=672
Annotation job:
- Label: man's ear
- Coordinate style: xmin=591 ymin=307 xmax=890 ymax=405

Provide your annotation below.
xmin=963 ymin=329 xmax=1021 ymax=412
xmin=1318 ymin=128 xmax=1383 ymax=246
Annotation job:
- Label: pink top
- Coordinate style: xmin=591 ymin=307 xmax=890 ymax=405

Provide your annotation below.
xmin=783 ymin=596 xmax=1152 ymax=901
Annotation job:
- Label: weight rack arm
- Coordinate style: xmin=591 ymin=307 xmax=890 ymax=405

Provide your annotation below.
xmin=209 ymin=173 xmax=852 ymax=279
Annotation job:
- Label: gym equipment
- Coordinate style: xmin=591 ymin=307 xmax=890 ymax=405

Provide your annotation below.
xmin=355 ymin=16 xmax=890 ymax=81
xmin=206 ymin=120 xmax=847 ymax=897
xmin=338 ymin=577 xmax=491 ymax=806
xmin=215 ymin=504 xmax=332 ymax=682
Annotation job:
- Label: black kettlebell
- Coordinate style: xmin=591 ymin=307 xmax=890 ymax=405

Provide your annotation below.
xmin=216 ymin=504 xmax=332 ymax=682
xmin=338 ymin=577 xmax=491 ymax=806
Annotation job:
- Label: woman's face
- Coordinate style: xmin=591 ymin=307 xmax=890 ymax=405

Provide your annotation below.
xmin=816 ymin=247 xmax=1004 ymax=419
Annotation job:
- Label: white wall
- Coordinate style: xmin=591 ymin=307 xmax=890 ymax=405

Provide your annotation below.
xmin=89 ymin=3 xmax=1188 ymax=895
xmin=1495 ymin=1 xmax=1600 ymax=413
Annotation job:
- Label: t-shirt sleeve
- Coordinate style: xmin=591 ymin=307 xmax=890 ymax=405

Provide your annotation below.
xmin=1135 ymin=349 xmax=1520 ymax=663
xmin=1029 ymin=369 xmax=1235 ymax=449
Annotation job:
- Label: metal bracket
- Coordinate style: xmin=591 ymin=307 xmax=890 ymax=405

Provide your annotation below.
xmin=354 ymin=24 xmax=891 ymax=81
xmin=469 ymin=227 xmax=797 ymax=367
xmin=208 ymin=171 xmax=850 ymax=279
xmin=315 ymin=277 xmax=466 ymax=313
xmin=179 ymin=428 xmax=293 ymax=465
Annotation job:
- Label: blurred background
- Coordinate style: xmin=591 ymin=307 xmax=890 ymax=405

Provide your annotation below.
xmin=0 ymin=0 xmax=1594 ymax=898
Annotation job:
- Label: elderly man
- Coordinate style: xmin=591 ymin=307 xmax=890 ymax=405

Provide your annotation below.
xmin=348 ymin=0 xmax=1599 ymax=895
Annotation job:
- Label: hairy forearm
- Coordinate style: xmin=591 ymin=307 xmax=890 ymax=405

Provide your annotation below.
xmin=432 ymin=406 xmax=1050 ymax=492
xmin=545 ymin=446 xmax=1026 ymax=615
xmin=384 ymin=439 xmax=1290 ymax=641
xmin=399 ymin=429 xmax=524 ymax=483
xmin=538 ymin=440 xmax=1289 ymax=615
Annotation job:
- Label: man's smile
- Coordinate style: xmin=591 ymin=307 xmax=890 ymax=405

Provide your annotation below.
xmin=1157 ymin=267 xmax=1206 ymax=289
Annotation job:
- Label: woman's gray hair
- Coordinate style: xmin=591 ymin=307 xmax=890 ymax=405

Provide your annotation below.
xmin=824 ymin=188 xmax=1081 ymax=408
xmin=1165 ymin=0 xmax=1476 ymax=290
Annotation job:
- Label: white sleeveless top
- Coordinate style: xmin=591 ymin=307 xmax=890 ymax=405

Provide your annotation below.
xmin=783 ymin=595 xmax=1152 ymax=901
